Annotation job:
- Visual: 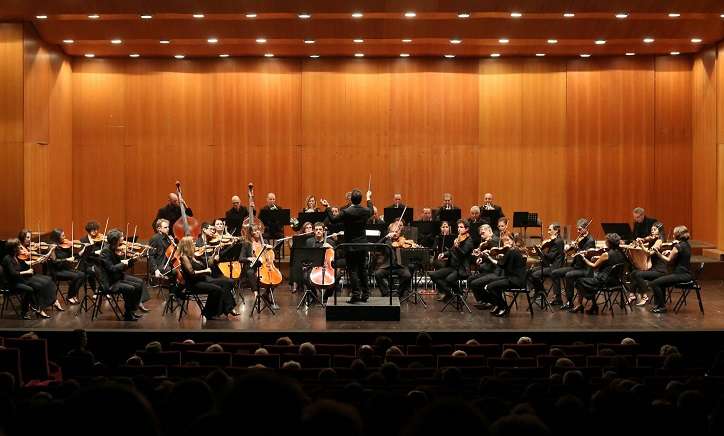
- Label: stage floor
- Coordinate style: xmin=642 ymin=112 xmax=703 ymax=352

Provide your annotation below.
xmin=0 ymin=280 xmax=722 ymax=333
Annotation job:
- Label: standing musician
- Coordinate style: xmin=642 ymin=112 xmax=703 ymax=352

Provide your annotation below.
xmin=225 ymin=195 xmax=250 ymax=237
xmin=373 ymin=222 xmax=413 ymax=298
xmin=469 ymin=224 xmax=501 ymax=309
xmin=177 ymin=236 xmax=238 ymax=319
xmin=496 ymin=216 xmax=511 ymax=239
xmin=528 ymin=223 xmax=565 ymax=299
xmin=628 ymin=222 xmax=667 ymax=306
xmin=260 ymin=192 xmax=284 ymax=240
xmin=48 ymin=228 xmax=86 ymax=306
xmin=570 ymin=233 xmax=626 ymax=315
xmin=98 ymin=229 xmax=144 ymax=321
xmin=481 ymin=193 xmax=505 ymax=219
xmin=632 ymin=207 xmax=659 ymax=240
xmin=321 ymin=188 xmax=373 ymax=304
xmin=304 ymin=222 xmax=340 ymax=299
xmin=468 ymin=206 xmax=484 ymax=246
xmin=433 ymin=193 xmax=459 ymax=220
xmin=2 ymin=238 xmax=57 ymax=319
xmin=550 ymin=218 xmax=596 ymax=309
xmin=386 ymin=193 xmax=405 ymax=209
xmin=430 ymin=219 xmax=474 ymax=302
xmin=648 ymin=225 xmax=692 ymax=314
xmin=148 ymin=219 xmax=174 ymax=279
xmin=153 ymin=193 xmax=193 ymax=231
xmin=302 ymin=195 xmax=319 ymax=213
xmin=482 ymin=233 xmax=527 ymax=317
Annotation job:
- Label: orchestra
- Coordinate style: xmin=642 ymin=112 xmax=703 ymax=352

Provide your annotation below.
xmin=0 ymin=184 xmax=697 ymax=321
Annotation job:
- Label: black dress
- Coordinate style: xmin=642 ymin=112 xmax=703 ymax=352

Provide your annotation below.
xmin=180 ymin=255 xmax=235 ymax=318
xmin=650 ymin=241 xmax=692 ymax=307
xmin=1 ymin=255 xmax=56 ymax=313
xmin=576 ymin=249 xmax=626 ymax=299
xmin=49 ymin=246 xmax=86 ymax=299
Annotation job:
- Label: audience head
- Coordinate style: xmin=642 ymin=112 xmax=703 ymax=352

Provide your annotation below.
xmin=254 ymin=347 xmax=269 ymax=355
xmin=276 ymin=336 xmax=294 ymax=346
xmin=205 ymin=344 xmax=224 ymax=353
xmin=282 ymin=360 xmax=302 ymax=370
xmin=517 ymin=336 xmax=532 ymax=345
xmin=452 ymin=350 xmax=468 ymax=357
xmin=299 ymin=342 xmax=316 ymax=356
xmin=621 ymin=337 xmax=637 ymax=345
xmin=415 ymin=331 xmax=433 ymax=348
xmin=501 ymin=349 xmax=521 ymax=360
xmin=144 ymin=341 xmax=162 ymax=354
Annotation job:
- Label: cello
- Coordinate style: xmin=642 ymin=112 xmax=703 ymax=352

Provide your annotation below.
xmin=309 ymin=230 xmax=336 ymax=287
xmin=248 ymin=183 xmax=283 ymax=286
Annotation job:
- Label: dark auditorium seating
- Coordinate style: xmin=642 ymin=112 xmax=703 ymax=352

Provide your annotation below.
xmin=596 ymin=343 xmax=640 ymax=355
xmin=135 ymin=350 xmax=182 ymax=366
xmin=5 ymin=338 xmax=50 ymax=381
xmin=218 ymin=342 xmax=262 ymax=354
xmin=182 ymin=350 xmax=232 ymax=367
xmin=281 ymin=354 xmax=332 ymax=368
xmin=314 ymin=344 xmax=356 ymax=356
xmin=385 ymin=354 xmax=435 ymax=368
xmin=536 ymin=354 xmax=587 ymax=368
xmin=407 ymin=344 xmax=454 ymax=355
xmin=488 ymin=357 xmax=537 ymax=368
xmin=0 ymin=347 xmax=22 ymax=383
xmin=231 ymin=353 xmax=281 ymax=368
xmin=452 ymin=344 xmax=500 ymax=356
xmin=437 ymin=355 xmax=487 ymax=368
xmin=501 ymin=343 xmax=549 ymax=358
xmin=550 ymin=344 xmax=596 ymax=356
xmin=169 ymin=341 xmax=214 ymax=352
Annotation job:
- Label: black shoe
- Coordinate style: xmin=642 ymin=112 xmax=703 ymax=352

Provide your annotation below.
xmin=347 ymin=297 xmax=363 ymax=304
xmin=494 ymin=308 xmax=508 ymax=317
xmin=489 ymin=305 xmax=499 ymax=314
xmin=651 ymin=306 xmax=667 ymax=314
xmin=361 ymin=295 xmax=369 ymax=302
xmin=569 ymin=304 xmax=584 ymax=313
xmin=549 ymin=299 xmax=563 ymax=306
xmin=560 ymin=302 xmax=573 ymax=310
xmin=21 ymin=312 xmax=31 ymax=320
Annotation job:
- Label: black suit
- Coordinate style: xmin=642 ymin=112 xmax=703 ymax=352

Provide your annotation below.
xmin=550 ymin=234 xmax=596 ymax=303
xmin=429 ymin=236 xmax=474 ymax=296
xmin=225 ymin=206 xmax=250 ymax=236
xmin=98 ymin=247 xmax=142 ymax=319
xmin=373 ymin=237 xmax=412 ymax=297
xmin=633 ymin=216 xmax=658 ymax=240
xmin=260 ymin=205 xmax=285 ymax=240
xmin=480 ymin=204 xmax=505 ymax=226
xmin=529 ymin=237 xmax=565 ymax=295
xmin=148 ymin=232 xmax=173 ymax=274
xmin=433 ymin=206 xmax=461 ymax=222
xmin=153 ymin=204 xmax=193 ymax=231
xmin=327 ymin=200 xmax=373 ymax=299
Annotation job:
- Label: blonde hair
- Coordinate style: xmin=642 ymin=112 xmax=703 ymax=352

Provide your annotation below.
xmin=673 ymin=225 xmax=690 ymax=241
xmin=178 ymin=236 xmax=195 ymax=257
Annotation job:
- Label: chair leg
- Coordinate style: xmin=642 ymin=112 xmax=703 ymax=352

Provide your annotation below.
xmin=695 ymin=288 xmax=704 ymax=314
xmin=525 ymin=291 xmax=534 ymax=317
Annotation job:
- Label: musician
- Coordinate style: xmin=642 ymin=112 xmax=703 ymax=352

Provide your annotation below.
xmin=632 ymin=207 xmax=659 ymax=240
xmin=433 ymin=193 xmax=460 ymax=220
xmin=420 ymin=208 xmax=433 ymax=222
xmin=430 ymin=220 xmax=474 ymax=302
xmin=367 ymin=206 xmax=385 ymax=225
xmin=2 ymin=238 xmax=57 ymax=319
xmin=469 ymin=224 xmax=501 ymax=309
xmin=303 ymin=195 xmax=319 ymax=213
xmin=342 ymin=192 xmax=352 ymax=209
xmin=98 ymin=229 xmax=143 ymax=321
xmin=304 ymin=222 xmax=339 ymax=299
xmin=482 ymin=233 xmax=527 ymax=317
xmin=432 ymin=221 xmax=454 ymax=267
xmin=214 ymin=218 xmax=230 ymax=237
xmin=18 ymin=229 xmax=63 ymax=314
xmin=528 ymin=223 xmax=565 ymax=299
xmin=48 ymin=228 xmax=86 ymax=305
xmin=417 ymin=208 xmax=435 ymax=248
xmin=496 ymin=216 xmax=511 ymax=239
xmin=224 ymin=195 xmax=250 ymax=237
xmin=373 ymin=223 xmax=413 ymax=298
xmin=550 ymin=218 xmax=596 ymax=309
xmin=628 ymin=222 xmax=667 ymax=306
xmin=78 ymin=220 xmax=103 ymax=294
xmin=260 ymin=192 xmax=284 ymax=240
xmin=153 ymin=193 xmax=193 ymax=231
xmin=570 ymin=233 xmax=626 ymax=315
xmin=648 ymin=225 xmax=692 ymax=314
xmin=386 ymin=193 xmax=405 ymax=209
xmin=321 ymin=188 xmax=373 ymax=304
xmin=468 ymin=206 xmax=484 ymax=246
xmin=480 ymin=193 xmax=505 ymax=222
xmin=196 ymin=222 xmax=217 ymax=248
xmin=148 ymin=219 xmax=173 ymax=279
xmin=177 ymin=236 xmax=238 ymax=319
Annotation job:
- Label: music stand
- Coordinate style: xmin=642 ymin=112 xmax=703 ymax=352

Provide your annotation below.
xmin=513 ymin=211 xmax=542 ymax=241
xmin=412 ymin=221 xmax=435 ymax=248
xmin=289 ymin=234 xmax=314 ymax=294
xmin=217 ymin=242 xmax=246 ymax=305
xmin=480 ymin=209 xmax=500 ymax=226
xmin=259 ymin=208 xmax=291 ymax=257
xmin=384 ymin=207 xmax=413 ymax=224
xmin=292 ymin=247 xmax=328 ymax=309
xmin=438 ymin=208 xmax=461 ymax=224
xmin=297 ymin=212 xmax=327 ymax=226
xmin=601 ymin=223 xmax=633 ymax=242
xmin=399 ymin=248 xmax=431 ymax=307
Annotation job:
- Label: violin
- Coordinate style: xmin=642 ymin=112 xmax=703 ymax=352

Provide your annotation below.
xmin=454 ymin=233 xmax=469 ymax=247
xmin=472 ymin=238 xmax=495 ymax=258
xmin=481 ymin=245 xmax=510 ymax=258
xmin=572 ymin=247 xmax=606 ymax=261
xmin=391 ymin=235 xmax=421 ymax=249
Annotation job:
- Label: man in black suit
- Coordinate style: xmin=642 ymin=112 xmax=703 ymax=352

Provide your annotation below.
xmin=321 ymin=188 xmax=373 ymax=303
xmin=386 ymin=193 xmax=405 ymax=210
xmin=153 ymin=193 xmax=193 ymax=231
xmin=433 ymin=192 xmax=460 ymax=221
xmin=260 ymin=192 xmax=285 ymax=240
xmin=224 ymin=195 xmax=251 ymax=237
xmin=632 ymin=207 xmax=659 ymax=239
xmin=480 ymin=192 xmax=505 ymax=225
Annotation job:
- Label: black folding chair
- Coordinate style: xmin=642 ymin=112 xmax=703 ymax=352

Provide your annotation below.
xmin=669 ymin=262 xmax=705 ymax=314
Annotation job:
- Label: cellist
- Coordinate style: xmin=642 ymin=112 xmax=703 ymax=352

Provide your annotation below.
xmin=304 ymin=222 xmax=339 ymax=299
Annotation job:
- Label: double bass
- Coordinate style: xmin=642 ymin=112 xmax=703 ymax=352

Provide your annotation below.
xmin=170 ymin=181 xmax=198 ymax=284
xmin=248 ymin=183 xmax=283 ymax=286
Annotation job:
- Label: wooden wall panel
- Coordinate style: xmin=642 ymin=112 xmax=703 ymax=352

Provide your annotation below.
xmin=0 ymin=23 xmax=24 ymax=238
xmin=691 ymin=48 xmax=718 ymax=244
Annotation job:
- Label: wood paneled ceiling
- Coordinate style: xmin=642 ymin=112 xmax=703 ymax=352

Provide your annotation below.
xmin=3 ymin=1 xmax=724 ymax=58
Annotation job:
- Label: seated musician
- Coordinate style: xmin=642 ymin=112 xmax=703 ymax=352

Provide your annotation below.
xmin=632 ymin=207 xmax=659 ymax=239
xmin=214 ymin=218 xmax=231 ymax=237
xmin=373 ymin=222 xmax=413 ymax=298
xmin=496 ymin=216 xmax=510 ymax=239
xmin=148 ymin=218 xmax=174 ymax=279
xmin=628 ymin=222 xmax=667 ymax=306
xmin=430 ymin=220 xmax=474 ymax=302
xmin=416 ymin=208 xmax=435 ymax=248
xmin=482 ymin=233 xmax=527 ymax=317
xmin=153 ymin=192 xmax=193 ymax=231
xmin=177 ymin=236 xmax=238 ymax=319
xmin=302 ymin=195 xmax=319 ymax=213
xmin=570 ymin=233 xmax=626 ymax=315
xmin=48 ymin=228 xmax=86 ymax=305
xmin=304 ymin=222 xmax=339 ymax=299
xmin=196 ymin=222 xmax=216 ymax=248
xmin=648 ymin=225 xmax=693 ymax=314
xmin=225 ymin=195 xmax=250 ymax=237
xmin=385 ymin=193 xmax=405 ymax=210
xmin=289 ymin=221 xmax=313 ymax=293
xmin=432 ymin=221 xmax=453 ymax=268
xmin=468 ymin=206 xmax=483 ymax=246
xmin=528 ymin=223 xmax=565 ymax=299
xmin=469 ymin=224 xmax=501 ymax=309
xmin=242 ymin=224 xmax=271 ymax=302
xmin=433 ymin=193 xmax=460 ymax=220
xmin=77 ymin=220 xmax=104 ymax=294
xmin=2 ymin=237 xmax=57 ymax=319
xmin=367 ymin=206 xmax=385 ymax=225
xmin=98 ymin=229 xmax=144 ymax=321
xmin=550 ymin=218 xmax=596 ymax=310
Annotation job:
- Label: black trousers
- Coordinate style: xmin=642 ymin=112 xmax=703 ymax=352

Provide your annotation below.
xmin=374 ymin=265 xmax=412 ymax=297
xmin=429 ymin=267 xmax=462 ymax=295
xmin=631 ymin=269 xmax=666 ymax=295
xmin=469 ymin=272 xmax=501 ymax=303
xmin=345 ymin=250 xmax=369 ymax=299
xmin=110 ymin=274 xmax=142 ymax=316
xmin=55 ymin=269 xmax=86 ymax=299
xmin=551 ymin=267 xmax=590 ymax=301
xmin=192 ymin=280 xmax=224 ymax=318
xmin=207 ymin=276 xmax=236 ymax=314
xmin=487 ymin=278 xmax=524 ymax=309
xmin=650 ymin=273 xmax=692 ymax=307
xmin=529 ymin=266 xmax=554 ymax=294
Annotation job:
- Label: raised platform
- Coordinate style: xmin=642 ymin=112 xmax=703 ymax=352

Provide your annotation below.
xmin=325 ymin=297 xmax=401 ymax=321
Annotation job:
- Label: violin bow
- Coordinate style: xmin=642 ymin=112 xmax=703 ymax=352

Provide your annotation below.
xmin=99 ymin=217 xmax=109 ymax=252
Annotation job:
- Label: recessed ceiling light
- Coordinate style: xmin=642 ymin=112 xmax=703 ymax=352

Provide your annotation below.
xmin=563 ymin=13 xmax=575 ymax=18
xmin=304 ymin=39 xmax=315 ymax=44
xmin=219 ymin=54 xmax=229 ymax=58
xmin=626 ymin=52 xmax=636 ymax=56
xmin=691 ymin=38 xmax=702 ymax=43
xmin=404 ymin=11 xmax=416 ymax=18
xmin=444 ymin=54 xmax=455 ymax=58
xmin=174 ymin=55 xmax=185 ymax=59
xmin=595 ymin=40 xmax=606 ymax=45
xmin=547 ymin=39 xmax=558 ymax=44
xmin=450 ymin=39 xmax=462 ymax=44
xmin=129 ymin=54 xmax=140 ymax=58
xmin=256 ymin=38 xmax=267 ymax=43
xmin=400 ymin=53 xmax=410 ymax=57
xmin=192 ymin=14 xmax=204 ymax=18
xmin=354 ymin=53 xmax=364 ymax=57
xmin=88 ymin=14 xmax=100 ymax=19
xmin=510 ymin=12 xmax=523 ymax=18
xmin=84 ymin=53 xmax=95 ymax=58
xmin=160 ymin=40 xmax=171 ymax=44
xmin=207 ymin=38 xmax=218 ymax=44
xmin=499 ymin=38 xmax=509 ymax=44
xmin=298 ymin=13 xmax=311 ymax=19
xmin=580 ymin=54 xmax=591 ymax=58
xmin=264 ymin=53 xmax=274 ymax=58
xmin=458 ymin=12 xmax=470 ymax=18
xmin=670 ymin=51 xmax=680 ymax=55
xmin=402 ymin=39 xmax=412 ymax=43
xmin=62 ymin=39 xmax=74 ymax=44
xmin=352 ymin=12 xmax=363 ymax=18
xmin=643 ymin=37 xmax=655 ymax=43
xmin=353 ymin=39 xmax=364 ymax=43
xmin=36 ymin=15 xmax=48 ymax=19
xmin=490 ymin=53 xmax=501 ymax=57
xmin=310 ymin=55 xmax=320 ymax=58
xmin=246 ymin=13 xmax=257 ymax=18
xmin=111 ymin=39 xmax=122 ymax=44
xmin=140 ymin=15 xmax=152 ymax=20
xmin=536 ymin=53 xmax=546 ymax=57
xmin=616 ymin=13 xmax=628 ymax=19
xmin=721 ymin=14 xmax=724 ymax=18
xmin=668 ymin=13 xmax=681 ymax=18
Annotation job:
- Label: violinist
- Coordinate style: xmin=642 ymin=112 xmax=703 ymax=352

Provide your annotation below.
xmin=148 ymin=218 xmax=173 ymax=279
xmin=469 ymin=224 xmax=502 ymax=309
xmin=153 ymin=192 xmax=193 ymax=231
xmin=430 ymin=219 xmax=474 ymax=302
xmin=550 ymin=218 xmax=596 ymax=310
xmin=628 ymin=222 xmax=667 ymax=306
xmin=528 ymin=223 xmax=565 ymax=300
xmin=648 ymin=225 xmax=692 ymax=314
xmin=196 ymin=222 xmax=217 ymax=248
xmin=98 ymin=229 xmax=143 ymax=321
xmin=177 ymin=236 xmax=239 ymax=319
xmin=78 ymin=220 xmax=104 ymax=294
xmin=570 ymin=233 xmax=626 ymax=315
xmin=1 ymin=238 xmax=57 ymax=319
xmin=225 ymin=195 xmax=250 ymax=237
xmin=373 ymin=222 xmax=413 ymax=297
xmin=482 ymin=233 xmax=527 ymax=317
xmin=48 ymin=228 xmax=86 ymax=305
xmin=214 ymin=218 xmax=229 ymax=238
